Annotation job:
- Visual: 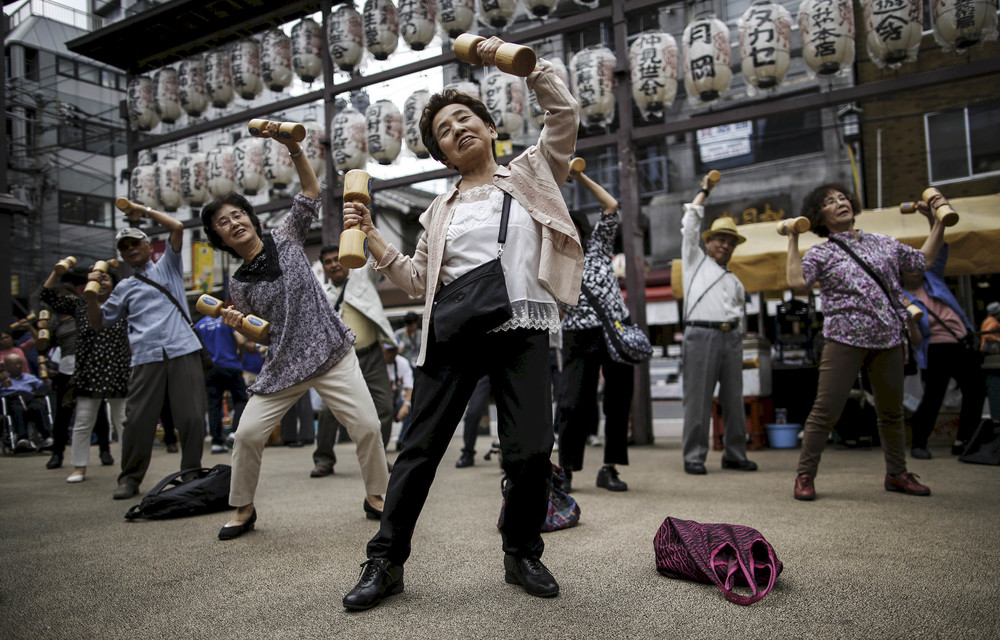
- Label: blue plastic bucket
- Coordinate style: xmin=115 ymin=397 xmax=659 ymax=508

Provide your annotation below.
xmin=766 ymin=423 xmax=801 ymax=448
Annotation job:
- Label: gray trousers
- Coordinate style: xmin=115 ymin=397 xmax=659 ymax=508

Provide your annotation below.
xmin=119 ymin=351 xmax=206 ymax=487
xmin=682 ymin=326 xmax=747 ymax=465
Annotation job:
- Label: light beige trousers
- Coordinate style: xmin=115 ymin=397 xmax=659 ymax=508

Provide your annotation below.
xmin=229 ymin=349 xmax=389 ymax=506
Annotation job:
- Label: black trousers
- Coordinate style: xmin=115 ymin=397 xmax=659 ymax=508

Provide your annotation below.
xmin=367 ymin=328 xmax=553 ymax=565
xmin=461 ymin=376 xmax=490 ymax=455
xmin=205 ymin=366 xmax=248 ymax=444
xmin=51 ymin=373 xmax=74 ymax=455
xmin=911 ymin=342 xmax=986 ymax=448
xmin=557 ymin=327 xmax=633 ymax=471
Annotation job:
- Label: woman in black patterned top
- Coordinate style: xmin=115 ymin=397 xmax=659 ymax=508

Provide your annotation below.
xmin=555 ymin=167 xmax=635 ymax=494
xmin=40 ymin=263 xmax=130 ymax=483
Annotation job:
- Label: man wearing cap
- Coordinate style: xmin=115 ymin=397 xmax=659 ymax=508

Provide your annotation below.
xmin=86 ymin=208 xmax=206 ymax=500
xmin=310 ymin=245 xmax=396 ymax=478
xmin=680 ymin=175 xmax=757 ymax=475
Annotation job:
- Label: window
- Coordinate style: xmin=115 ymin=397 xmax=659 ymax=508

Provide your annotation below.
xmin=695 ymin=110 xmax=824 ymax=173
xmin=58 ymin=57 xmax=76 ymax=77
xmin=59 ymin=192 xmax=114 ymax=228
xmin=23 ymin=47 xmax=39 ymax=81
xmin=925 ymin=100 xmax=1000 ymax=183
xmin=58 ymin=121 xmax=127 ymax=156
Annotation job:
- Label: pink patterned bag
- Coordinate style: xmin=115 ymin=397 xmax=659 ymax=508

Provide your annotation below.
xmin=654 ymin=516 xmax=783 ymax=605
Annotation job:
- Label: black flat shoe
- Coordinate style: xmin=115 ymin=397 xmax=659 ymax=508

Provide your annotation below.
xmin=596 ymin=466 xmax=628 ymax=491
xmin=504 ymin=554 xmax=559 ymax=598
xmin=45 ymin=454 xmax=63 ymax=469
xmin=363 ymin=498 xmax=382 ymax=521
xmin=721 ymin=458 xmax=758 ymax=471
xmin=218 ymin=508 xmax=256 ymax=541
xmin=684 ymin=462 xmax=707 ymax=475
xmin=343 ymin=558 xmax=404 ymax=611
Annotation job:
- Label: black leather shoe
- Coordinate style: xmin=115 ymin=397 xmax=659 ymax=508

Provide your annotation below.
xmin=721 ymin=458 xmax=758 ymax=471
xmin=46 ymin=453 xmax=63 ymax=469
xmin=684 ymin=462 xmax=707 ymax=475
xmin=310 ymin=464 xmax=334 ymax=478
xmin=596 ymin=466 xmax=628 ymax=491
xmin=343 ymin=558 xmax=404 ymax=611
xmin=504 ymin=554 xmax=559 ymax=598
xmin=218 ymin=508 xmax=257 ymax=541
xmin=456 ymin=452 xmax=475 ymax=468
xmin=99 ymin=450 xmax=115 ymax=466
xmin=363 ymin=498 xmax=382 ymax=521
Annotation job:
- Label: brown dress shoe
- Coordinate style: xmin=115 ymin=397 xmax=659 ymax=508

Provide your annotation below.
xmin=794 ymin=474 xmax=816 ymax=501
xmin=884 ymin=471 xmax=930 ymax=496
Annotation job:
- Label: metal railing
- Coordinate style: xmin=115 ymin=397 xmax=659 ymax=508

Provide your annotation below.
xmin=8 ymin=0 xmax=109 ymax=32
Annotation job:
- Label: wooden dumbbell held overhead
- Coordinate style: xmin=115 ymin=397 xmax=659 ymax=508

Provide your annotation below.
xmin=569 ymin=157 xmax=586 ymax=174
xmin=195 ymin=294 xmax=270 ymax=342
xmin=115 ymin=197 xmax=151 ymax=222
xmin=777 ymin=217 xmax=811 ymax=236
xmin=84 ymin=259 xmax=120 ymax=299
xmin=54 ymin=256 xmax=77 ymax=275
xmin=705 ymin=170 xmax=721 ymax=191
xmin=340 ymin=170 xmax=371 ymax=269
xmin=899 ymin=188 xmax=959 ymax=227
xmin=39 ymin=310 xmax=50 ymax=321
xmin=453 ymin=34 xmax=537 ymax=77
xmin=10 ymin=314 xmax=36 ymax=330
xmin=247 ymin=119 xmax=306 ymax=142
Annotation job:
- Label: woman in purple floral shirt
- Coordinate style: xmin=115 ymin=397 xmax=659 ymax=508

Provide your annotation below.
xmin=785 ymin=183 xmax=944 ymax=501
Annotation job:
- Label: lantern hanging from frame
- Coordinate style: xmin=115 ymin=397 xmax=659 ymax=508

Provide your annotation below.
xmin=129 ymin=158 xmax=159 ymax=209
xmin=364 ymin=0 xmax=399 ymax=61
xmin=292 ymin=18 xmax=324 ymax=83
xmin=207 ymin=141 xmax=236 ymax=199
xmin=628 ymin=31 xmax=678 ymax=122
xmin=261 ymin=29 xmax=293 ymax=92
xmin=179 ymin=56 xmax=209 ymax=117
xmin=476 ymin=0 xmax=518 ymax=29
xmin=154 ymin=154 xmax=182 ymax=212
xmin=484 ymin=72 xmax=525 ymax=141
xmin=523 ymin=0 xmax=558 ymax=17
xmin=205 ymin=48 xmax=235 ymax=109
xmin=738 ymin=1 xmax=793 ymax=91
xmin=302 ymin=117 xmax=327 ymax=180
xmin=366 ymin=99 xmax=404 ymax=165
xmin=262 ymin=134 xmax=296 ymax=190
xmin=438 ymin=0 xmax=475 ymax=38
xmin=798 ymin=0 xmax=855 ymax=77
xmin=329 ymin=4 xmax=365 ymax=73
xmin=682 ymin=15 xmax=732 ymax=102
xmin=180 ymin=150 xmax=209 ymax=206
xmin=234 ymin=135 xmax=268 ymax=196
xmin=331 ymin=108 xmax=368 ymax=173
xmin=126 ymin=76 xmax=160 ymax=132
xmin=398 ymin=0 xmax=437 ymax=51
xmin=231 ymin=38 xmax=263 ymax=100
xmin=153 ymin=67 xmax=182 ymax=124
xmin=569 ymin=45 xmax=617 ymax=129
xmin=403 ymin=89 xmax=431 ymax=158
xmin=528 ymin=55 xmax=568 ymax=128
xmin=862 ymin=0 xmax=922 ymax=69
xmin=932 ymin=0 xmax=998 ymax=53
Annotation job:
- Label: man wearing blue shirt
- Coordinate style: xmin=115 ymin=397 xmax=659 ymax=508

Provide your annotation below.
xmin=87 ymin=206 xmax=206 ymax=499
xmin=195 ymin=313 xmax=249 ymax=453
xmin=1 ymin=352 xmax=51 ymax=451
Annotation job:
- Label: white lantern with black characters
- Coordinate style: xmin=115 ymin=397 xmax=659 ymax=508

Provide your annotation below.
xmin=444 ymin=80 xmax=481 ymax=101
xmin=331 ymin=108 xmax=368 ymax=172
xmin=484 ymin=72 xmax=525 ymax=140
xmin=738 ymin=2 xmax=792 ymax=91
xmin=528 ymin=55 xmax=568 ymax=128
xmin=329 ymin=4 xmax=365 ymax=73
xmin=399 ymin=0 xmax=437 ymax=51
xmin=438 ymin=0 xmax=475 ymax=38
xmin=932 ymin=0 xmax=998 ymax=52
xmin=523 ymin=0 xmax=557 ymax=17
xmin=798 ymin=0 xmax=855 ymax=77
xmin=292 ymin=18 xmax=324 ymax=83
xmin=205 ymin=49 xmax=234 ymax=108
xmin=155 ymin=155 xmax=182 ymax=212
xmin=180 ymin=151 xmax=209 ymax=206
xmin=682 ymin=15 xmax=732 ymax=102
xmin=569 ymin=45 xmax=617 ymax=129
xmin=366 ymin=100 xmax=404 ymax=165
xmin=476 ymin=0 xmax=518 ymax=29
xmin=153 ymin=67 xmax=182 ymax=124
xmin=207 ymin=142 xmax=236 ymax=198
xmin=629 ymin=31 xmax=679 ymax=121
xmin=302 ymin=118 xmax=327 ymax=180
xmin=261 ymin=29 xmax=293 ymax=92
xmin=232 ymin=38 xmax=263 ymax=100
xmin=129 ymin=159 xmax=159 ymax=209
xmin=179 ymin=56 xmax=209 ymax=117
xmin=862 ymin=0 xmax=922 ymax=69
xmin=234 ymin=135 xmax=268 ymax=196
xmin=263 ymin=138 xmax=296 ymax=190
xmin=364 ymin=0 xmax=399 ymax=61
xmin=404 ymin=89 xmax=431 ymax=158
xmin=126 ymin=76 xmax=160 ymax=132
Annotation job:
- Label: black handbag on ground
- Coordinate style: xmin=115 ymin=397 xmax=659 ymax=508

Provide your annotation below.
xmin=125 ymin=464 xmax=234 ymax=520
xmin=580 ymin=283 xmax=653 ymax=364
xmin=134 ymin=274 xmax=214 ymax=371
xmin=431 ymin=192 xmax=513 ymax=343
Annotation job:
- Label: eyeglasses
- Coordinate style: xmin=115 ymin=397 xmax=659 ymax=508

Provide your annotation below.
xmin=214 ymin=210 xmax=248 ymax=230
xmin=822 ymin=193 xmax=849 ymax=208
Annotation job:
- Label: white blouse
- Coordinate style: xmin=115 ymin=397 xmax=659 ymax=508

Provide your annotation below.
xmin=441 ymin=184 xmax=560 ymax=334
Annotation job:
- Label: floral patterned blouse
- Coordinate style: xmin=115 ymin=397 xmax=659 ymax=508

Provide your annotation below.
xmin=801 ymin=230 xmax=925 ymax=350
xmin=39 ymin=288 xmax=130 ymax=398
xmin=230 ymin=193 xmax=354 ymax=395
xmin=560 ymin=210 xmax=629 ymax=331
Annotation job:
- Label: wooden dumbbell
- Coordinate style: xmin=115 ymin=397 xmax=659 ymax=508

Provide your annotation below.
xmin=195 ymin=294 xmax=270 ymax=342
xmin=777 ymin=217 xmax=811 ymax=236
xmin=705 ymin=170 xmax=721 ymax=191
xmin=899 ymin=189 xmax=959 ymax=227
xmin=84 ymin=259 xmax=120 ymax=299
xmin=247 ymin=119 xmax=306 ymax=142
xmin=453 ymin=34 xmax=537 ymax=77
xmin=54 ymin=257 xmax=77 ymax=275
xmin=115 ymin=197 xmax=150 ymax=222
xmin=37 ymin=354 xmax=48 ymax=379
xmin=38 ymin=328 xmax=50 ymax=342
xmin=10 ymin=314 xmax=36 ymax=330
xmin=39 ymin=310 xmax=50 ymax=322
xmin=340 ymin=170 xmax=371 ymax=270
xmin=906 ymin=303 xmax=924 ymax=322
xmin=569 ymin=157 xmax=586 ymax=174
xmin=742 ymin=357 xmax=760 ymax=370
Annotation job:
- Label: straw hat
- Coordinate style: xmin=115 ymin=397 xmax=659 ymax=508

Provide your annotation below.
xmin=701 ymin=216 xmax=746 ymax=245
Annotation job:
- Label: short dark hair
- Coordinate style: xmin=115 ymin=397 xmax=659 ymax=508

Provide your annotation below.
xmin=319 ymin=244 xmax=340 ymax=259
xmin=800 ymin=183 xmax=862 ymax=238
xmin=404 ymin=311 xmax=419 ymax=325
xmin=200 ymin=192 xmax=263 ymax=258
xmin=420 ymin=89 xmax=497 ymax=167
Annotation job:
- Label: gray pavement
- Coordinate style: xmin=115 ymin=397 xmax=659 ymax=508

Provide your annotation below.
xmin=2 ymin=433 xmax=998 ymax=639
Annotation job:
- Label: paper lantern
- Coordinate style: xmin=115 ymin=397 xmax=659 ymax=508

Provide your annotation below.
xmin=629 ymin=31 xmax=679 ymax=121
xmin=207 ymin=143 xmax=236 ymax=198
xmin=476 ymin=0 xmax=518 ymax=28
xmin=233 ymin=136 xmax=268 ymax=196
xmin=403 ymin=89 xmax=431 ymax=158
xmin=862 ymin=0 xmax=922 ymax=68
xmin=366 ymin=99 xmax=404 ymax=165
xmin=523 ymin=0 xmax=557 ymax=17
xmin=302 ymin=118 xmax=327 ymax=179
xmin=799 ymin=0 xmax=855 ymax=76
xmin=331 ymin=108 xmax=369 ymax=172
xmin=484 ymin=72 xmax=525 ymax=140
xmin=262 ymin=139 xmax=296 ymax=190
xmin=205 ymin=49 xmax=234 ymax=109
xmin=738 ymin=1 xmax=793 ymax=90
xmin=528 ymin=55 xmax=568 ymax=128
xmin=569 ymin=45 xmax=617 ymax=128
xmin=126 ymin=76 xmax=160 ymax=132
xmin=438 ymin=0 xmax=475 ymax=38
xmin=932 ymin=0 xmax=998 ymax=52
xmin=261 ymin=29 xmax=293 ymax=92
xmin=231 ymin=38 xmax=263 ymax=101
xmin=178 ymin=56 xmax=209 ymax=117
xmin=153 ymin=67 xmax=182 ymax=124
xmin=180 ymin=151 xmax=209 ymax=206
xmin=364 ymin=0 xmax=399 ymax=61
xmin=682 ymin=15 xmax=733 ymax=102
xmin=292 ymin=18 xmax=324 ymax=83
xmin=398 ymin=0 xmax=437 ymax=51
xmin=154 ymin=155 xmax=182 ymax=212
xmin=329 ymin=4 xmax=365 ymax=73
xmin=129 ymin=161 xmax=159 ymax=209
xmin=444 ymin=80 xmax=481 ymax=101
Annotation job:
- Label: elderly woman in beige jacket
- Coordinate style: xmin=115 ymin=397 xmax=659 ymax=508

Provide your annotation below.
xmin=342 ymin=37 xmax=583 ymax=611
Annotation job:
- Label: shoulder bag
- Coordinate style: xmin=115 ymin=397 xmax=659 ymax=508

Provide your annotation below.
xmin=134 ymin=274 xmax=214 ymax=371
xmin=580 ymin=283 xmax=653 ymax=364
xmin=431 ymin=192 xmax=513 ymax=343
xmin=497 ymin=463 xmax=580 ymax=532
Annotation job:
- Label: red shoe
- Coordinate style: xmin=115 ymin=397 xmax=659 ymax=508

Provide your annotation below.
xmin=793 ymin=474 xmax=816 ymax=501
xmin=884 ymin=471 xmax=931 ymax=496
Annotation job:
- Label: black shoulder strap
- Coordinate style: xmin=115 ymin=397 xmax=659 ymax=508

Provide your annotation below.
xmin=332 ymin=279 xmax=348 ymax=313
xmin=497 ymin=191 xmax=511 ymax=246
xmin=826 ymin=236 xmax=901 ymax=314
xmin=134 ymin=274 xmax=194 ymax=327
xmin=919 ymin=301 xmax=965 ymax=342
